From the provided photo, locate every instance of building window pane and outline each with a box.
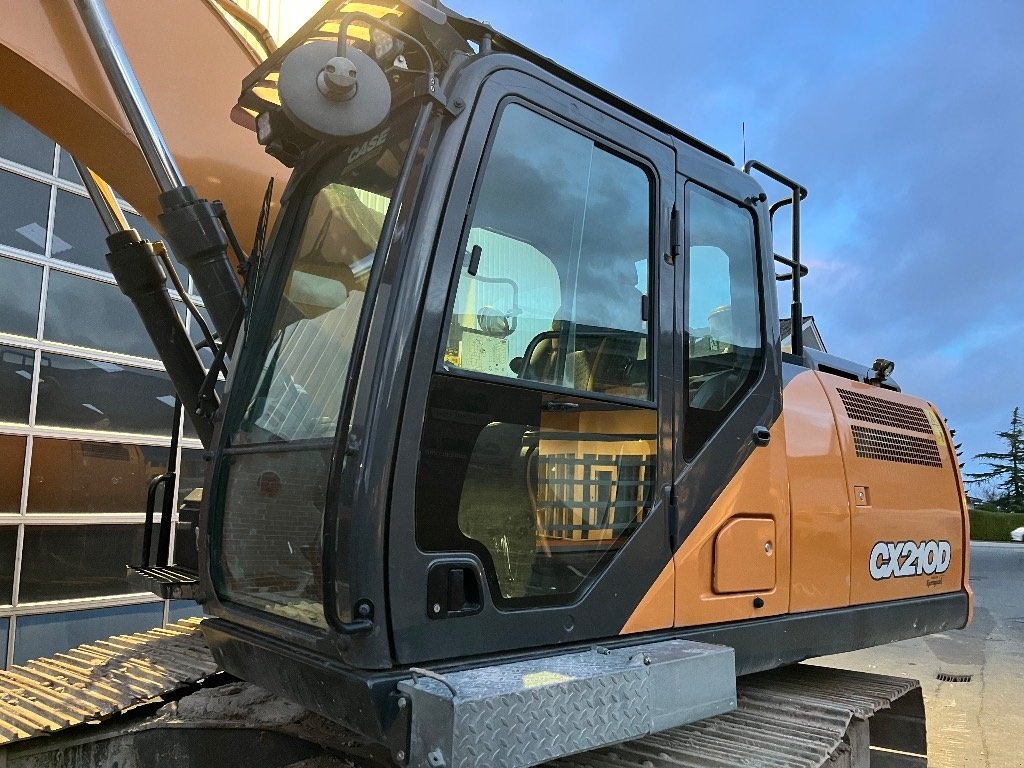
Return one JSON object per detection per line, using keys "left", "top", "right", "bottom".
{"left": 0, "top": 170, "right": 51, "bottom": 255}
{"left": 0, "top": 255, "right": 43, "bottom": 338}
{"left": 18, "top": 524, "right": 151, "bottom": 602}
{"left": 57, "top": 148, "right": 83, "bottom": 184}
{"left": 51, "top": 189, "right": 109, "bottom": 271}
{"left": 13, "top": 603, "right": 163, "bottom": 664}
{"left": 36, "top": 352, "right": 176, "bottom": 436}
{"left": 0, "top": 435, "right": 27, "bottom": 513}
{"left": 27, "top": 438, "right": 169, "bottom": 515}
{"left": 0, "top": 617, "right": 8, "bottom": 668}
{"left": 44, "top": 271, "right": 158, "bottom": 359}
{"left": 175, "top": 449, "right": 206, "bottom": 570}
{"left": 0, "top": 344, "right": 34, "bottom": 424}
{"left": 0, "top": 108, "right": 55, "bottom": 173}
{"left": 0, "top": 526, "right": 16, "bottom": 606}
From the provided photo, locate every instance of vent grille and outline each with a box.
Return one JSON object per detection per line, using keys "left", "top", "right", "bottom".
{"left": 851, "top": 425, "right": 942, "bottom": 467}
{"left": 838, "top": 389, "right": 933, "bottom": 434}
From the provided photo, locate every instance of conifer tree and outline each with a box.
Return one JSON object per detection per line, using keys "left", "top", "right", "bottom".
{"left": 967, "top": 407, "right": 1024, "bottom": 512}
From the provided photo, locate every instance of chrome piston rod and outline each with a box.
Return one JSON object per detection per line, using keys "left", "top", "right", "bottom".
{"left": 72, "top": 0, "right": 243, "bottom": 350}
{"left": 74, "top": 0, "right": 185, "bottom": 195}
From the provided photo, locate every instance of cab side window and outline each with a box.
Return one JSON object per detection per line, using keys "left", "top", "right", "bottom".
{"left": 442, "top": 103, "right": 652, "bottom": 401}
{"left": 684, "top": 185, "right": 763, "bottom": 459}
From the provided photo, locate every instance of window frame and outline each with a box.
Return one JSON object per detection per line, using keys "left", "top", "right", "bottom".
{"left": 432, "top": 95, "right": 660, "bottom": 408}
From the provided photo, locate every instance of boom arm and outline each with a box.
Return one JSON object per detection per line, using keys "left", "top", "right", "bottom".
{"left": 0, "top": 0, "right": 283, "bottom": 253}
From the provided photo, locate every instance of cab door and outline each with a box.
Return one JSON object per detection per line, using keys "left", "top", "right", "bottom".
{"left": 386, "top": 63, "right": 677, "bottom": 663}
{"left": 669, "top": 161, "right": 790, "bottom": 628}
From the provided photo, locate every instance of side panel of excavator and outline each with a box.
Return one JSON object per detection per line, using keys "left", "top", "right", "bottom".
{"left": 627, "top": 368, "right": 970, "bottom": 633}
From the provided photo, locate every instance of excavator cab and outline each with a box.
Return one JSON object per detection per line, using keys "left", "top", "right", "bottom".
{"left": 181, "top": 3, "right": 970, "bottom": 762}
{"left": 185, "top": 0, "right": 768, "bottom": 747}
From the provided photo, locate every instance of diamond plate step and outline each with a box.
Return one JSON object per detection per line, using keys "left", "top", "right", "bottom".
{"left": 399, "top": 639, "right": 735, "bottom": 768}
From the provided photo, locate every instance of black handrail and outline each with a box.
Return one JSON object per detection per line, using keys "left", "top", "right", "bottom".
{"left": 142, "top": 473, "right": 174, "bottom": 567}
{"left": 142, "top": 398, "right": 182, "bottom": 567}
{"left": 743, "top": 160, "right": 809, "bottom": 356}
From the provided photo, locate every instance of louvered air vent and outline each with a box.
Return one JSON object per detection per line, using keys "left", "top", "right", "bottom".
{"left": 851, "top": 425, "right": 942, "bottom": 467}
{"left": 837, "top": 389, "right": 932, "bottom": 434}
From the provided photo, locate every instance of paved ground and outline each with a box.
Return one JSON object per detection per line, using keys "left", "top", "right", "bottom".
{"left": 814, "top": 542, "right": 1024, "bottom": 767}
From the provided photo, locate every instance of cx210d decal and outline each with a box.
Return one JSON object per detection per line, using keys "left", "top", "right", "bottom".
{"left": 869, "top": 540, "right": 952, "bottom": 580}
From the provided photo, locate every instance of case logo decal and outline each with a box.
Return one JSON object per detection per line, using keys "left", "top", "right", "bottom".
{"left": 869, "top": 539, "right": 951, "bottom": 580}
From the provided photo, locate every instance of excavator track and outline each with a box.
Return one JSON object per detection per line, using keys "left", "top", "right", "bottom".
{"left": 0, "top": 618, "right": 216, "bottom": 746}
{"left": 551, "top": 665, "right": 927, "bottom": 768}
{"left": 0, "top": 621, "right": 926, "bottom": 768}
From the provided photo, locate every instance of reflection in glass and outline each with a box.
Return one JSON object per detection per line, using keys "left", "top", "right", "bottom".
{"left": 217, "top": 107, "right": 418, "bottom": 628}
{"left": 231, "top": 109, "right": 416, "bottom": 446}
{"left": 219, "top": 449, "right": 330, "bottom": 628}
{"left": 0, "top": 170, "right": 51, "bottom": 255}
{"left": 0, "top": 343, "right": 34, "bottom": 424}
{"left": 0, "top": 108, "right": 55, "bottom": 172}
{"left": 684, "top": 185, "right": 763, "bottom": 458}
{"left": 28, "top": 438, "right": 168, "bottom": 514}
{"left": 174, "top": 449, "right": 206, "bottom": 570}
{"left": 44, "top": 271, "right": 157, "bottom": 358}
{"left": 51, "top": 189, "right": 110, "bottom": 271}
{"left": 0, "top": 434, "right": 27, "bottom": 513}
{"left": 57, "top": 148, "right": 82, "bottom": 183}
{"left": 0, "top": 255, "right": 42, "bottom": 338}
{"left": 19, "top": 524, "right": 152, "bottom": 601}
{"left": 0, "top": 526, "right": 16, "bottom": 606}
{"left": 35, "top": 352, "right": 175, "bottom": 436}
{"left": 417, "top": 376, "right": 656, "bottom": 603}
{"left": 443, "top": 104, "right": 652, "bottom": 400}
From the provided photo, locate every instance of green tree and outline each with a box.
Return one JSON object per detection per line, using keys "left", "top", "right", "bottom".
{"left": 966, "top": 407, "right": 1024, "bottom": 512}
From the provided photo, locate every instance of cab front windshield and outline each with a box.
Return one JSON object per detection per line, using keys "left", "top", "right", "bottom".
{"left": 215, "top": 110, "right": 415, "bottom": 628}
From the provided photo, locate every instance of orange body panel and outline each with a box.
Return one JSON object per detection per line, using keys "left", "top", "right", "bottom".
{"left": 817, "top": 375, "right": 966, "bottom": 604}
{"left": 785, "top": 370, "right": 853, "bottom": 611}
{"left": 712, "top": 517, "right": 776, "bottom": 594}
{"left": 0, "top": 1, "right": 283, "bottom": 248}
{"left": 622, "top": 369, "right": 970, "bottom": 635}
{"left": 673, "top": 417, "right": 791, "bottom": 626}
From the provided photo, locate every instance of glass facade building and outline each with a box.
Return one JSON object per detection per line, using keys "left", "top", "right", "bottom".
{"left": 0, "top": 107, "right": 205, "bottom": 668}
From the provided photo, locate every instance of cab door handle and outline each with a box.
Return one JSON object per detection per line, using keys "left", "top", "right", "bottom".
{"left": 753, "top": 426, "right": 771, "bottom": 447}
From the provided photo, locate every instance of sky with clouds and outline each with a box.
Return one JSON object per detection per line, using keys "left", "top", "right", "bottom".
{"left": 459, "top": 0, "right": 1024, "bottom": 480}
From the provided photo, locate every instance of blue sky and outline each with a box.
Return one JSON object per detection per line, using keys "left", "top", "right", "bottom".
{"left": 460, "top": 0, "right": 1024, "bottom": 480}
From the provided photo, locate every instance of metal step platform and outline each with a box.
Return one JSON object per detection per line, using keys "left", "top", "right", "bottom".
{"left": 126, "top": 565, "right": 200, "bottom": 600}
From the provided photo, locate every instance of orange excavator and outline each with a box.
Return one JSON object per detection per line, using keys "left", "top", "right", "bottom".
{"left": 0, "top": 2, "right": 971, "bottom": 766}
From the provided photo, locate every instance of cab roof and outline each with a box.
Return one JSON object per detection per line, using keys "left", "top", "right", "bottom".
{"left": 232, "top": 0, "right": 733, "bottom": 166}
